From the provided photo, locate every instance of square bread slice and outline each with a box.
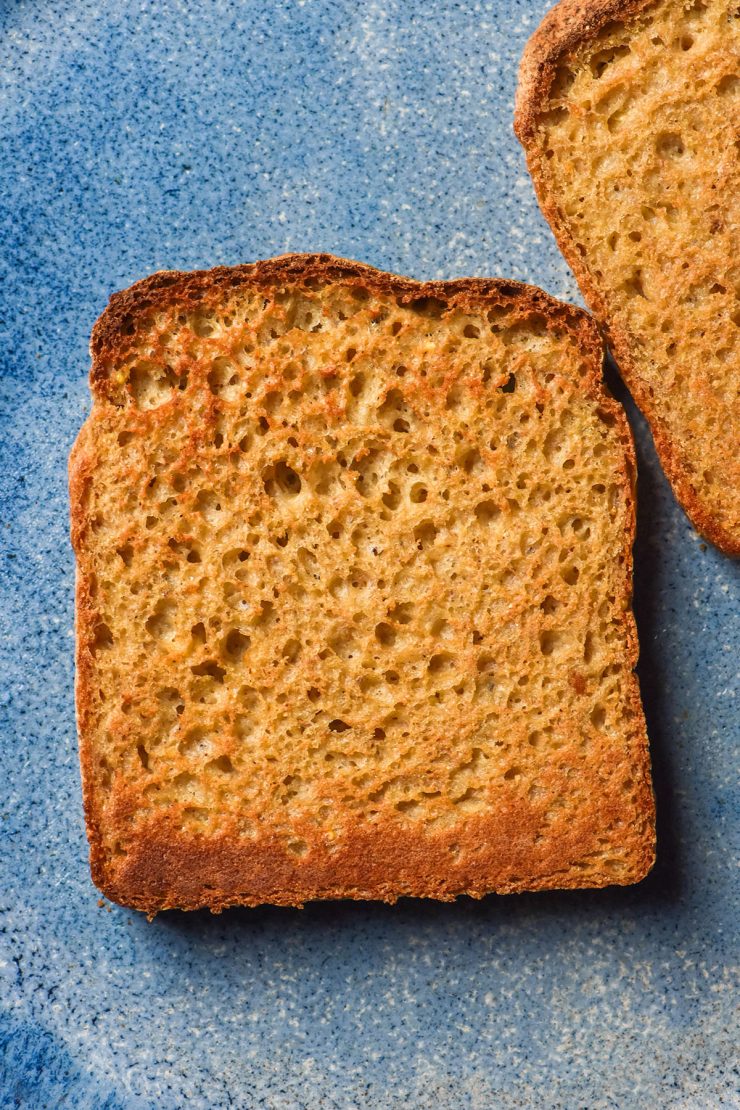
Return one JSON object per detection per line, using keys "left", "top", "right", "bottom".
{"left": 69, "top": 253, "right": 655, "bottom": 912}
{"left": 515, "top": 0, "right": 740, "bottom": 555}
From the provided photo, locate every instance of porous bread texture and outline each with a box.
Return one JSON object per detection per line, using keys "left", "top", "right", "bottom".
{"left": 70, "top": 254, "right": 655, "bottom": 912}
{"left": 515, "top": 0, "right": 740, "bottom": 554}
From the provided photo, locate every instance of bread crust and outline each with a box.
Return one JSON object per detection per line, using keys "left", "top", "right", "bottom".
{"left": 70, "top": 253, "right": 655, "bottom": 913}
{"left": 514, "top": 0, "right": 740, "bottom": 557}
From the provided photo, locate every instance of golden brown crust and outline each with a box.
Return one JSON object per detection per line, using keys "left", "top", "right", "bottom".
{"left": 70, "top": 253, "right": 655, "bottom": 913}
{"left": 515, "top": 0, "right": 740, "bottom": 557}
{"left": 100, "top": 798, "right": 654, "bottom": 913}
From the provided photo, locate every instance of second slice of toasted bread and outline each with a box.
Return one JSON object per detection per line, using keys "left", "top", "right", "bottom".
{"left": 515, "top": 0, "right": 740, "bottom": 554}
{"left": 70, "top": 253, "right": 655, "bottom": 912}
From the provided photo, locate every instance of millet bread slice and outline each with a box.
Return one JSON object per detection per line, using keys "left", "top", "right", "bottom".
{"left": 515, "top": 0, "right": 740, "bottom": 554}
{"left": 69, "top": 253, "right": 655, "bottom": 912}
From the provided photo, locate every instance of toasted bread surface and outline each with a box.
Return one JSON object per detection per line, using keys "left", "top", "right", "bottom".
{"left": 515, "top": 0, "right": 740, "bottom": 554}
{"left": 70, "top": 253, "right": 654, "bottom": 912}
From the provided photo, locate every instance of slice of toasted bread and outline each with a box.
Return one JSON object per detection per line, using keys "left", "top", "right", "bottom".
{"left": 69, "top": 253, "right": 654, "bottom": 912}
{"left": 515, "top": 0, "right": 740, "bottom": 555}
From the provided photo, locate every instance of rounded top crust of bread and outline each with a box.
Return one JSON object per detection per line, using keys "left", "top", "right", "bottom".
{"left": 89, "top": 252, "right": 601, "bottom": 395}
{"left": 514, "top": 0, "right": 656, "bottom": 141}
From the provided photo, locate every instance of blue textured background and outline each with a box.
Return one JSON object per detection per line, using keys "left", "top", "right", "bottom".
{"left": 1, "top": 1, "right": 738, "bottom": 1106}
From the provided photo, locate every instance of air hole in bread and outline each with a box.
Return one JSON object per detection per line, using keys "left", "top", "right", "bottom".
{"left": 591, "top": 705, "right": 607, "bottom": 729}
{"left": 382, "top": 482, "right": 401, "bottom": 510}
{"left": 207, "top": 755, "right": 234, "bottom": 774}
{"left": 475, "top": 500, "right": 500, "bottom": 525}
{"left": 589, "top": 44, "right": 631, "bottom": 78}
{"left": 191, "top": 660, "right": 227, "bottom": 682}
{"left": 656, "top": 131, "right": 685, "bottom": 158}
{"left": 405, "top": 295, "right": 446, "bottom": 318}
{"left": 130, "top": 363, "right": 179, "bottom": 410}
{"left": 716, "top": 74, "right": 739, "bottom": 96}
{"left": 459, "top": 448, "right": 482, "bottom": 473}
{"left": 428, "top": 652, "right": 454, "bottom": 674}
{"left": 116, "top": 543, "right": 134, "bottom": 566}
{"left": 191, "top": 621, "right": 207, "bottom": 644}
{"left": 223, "top": 629, "right": 250, "bottom": 660}
{"left": 91, "top": 622, "right": 114, "bottom": 653}
{"left": 374, "top": 622, "right": 396, "bottom": 646}
{"left": 540, "top": 630, "right": 565, "bottom": 656}
{"left": 145, "top": 601, "right": 176, "bottom": 641}
{"left": 413, "top": 520, "right": 437, "bottom": 548}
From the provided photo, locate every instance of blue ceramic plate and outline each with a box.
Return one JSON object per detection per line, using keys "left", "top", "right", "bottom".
{"left": 1, "top": 2, "right": 737, "bottom": 1106}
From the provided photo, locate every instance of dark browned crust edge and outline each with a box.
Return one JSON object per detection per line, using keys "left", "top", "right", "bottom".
{"left": 89, "top": 251, "right": 605, "bottom": 396}
{"left": 514, "top": 0, "right": 740, "bottom": 557}
{"left": 69, "top": 252, "right": 656, "bottom": 913}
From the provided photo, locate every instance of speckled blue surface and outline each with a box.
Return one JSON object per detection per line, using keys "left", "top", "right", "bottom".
{"left": 1, "top": 1, "right": 738, "bottom": 1107}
